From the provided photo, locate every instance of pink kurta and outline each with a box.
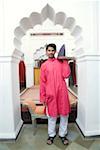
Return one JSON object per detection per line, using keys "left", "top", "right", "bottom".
{"left": 40, "top": 58, "right": 71, "bottom": 117}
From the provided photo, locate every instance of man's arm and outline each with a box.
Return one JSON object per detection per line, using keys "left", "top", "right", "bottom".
{"left": 40, "top": 65, "right": 46, "bottom": 103}
{"left": 62, "top": 60, "right": 71, "bottom": 78}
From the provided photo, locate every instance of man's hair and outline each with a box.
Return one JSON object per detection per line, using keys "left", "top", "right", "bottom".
{"left": 46, "top": 43, "right": 56, "bottom": 51}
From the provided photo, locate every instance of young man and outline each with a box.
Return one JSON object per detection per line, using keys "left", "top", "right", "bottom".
{"left": 40, "top": 43, "right": 71, "bottom": 145}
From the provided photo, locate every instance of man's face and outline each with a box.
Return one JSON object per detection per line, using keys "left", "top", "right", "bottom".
{"left": 46, "top": 46, "right": 56, "bottom": 58}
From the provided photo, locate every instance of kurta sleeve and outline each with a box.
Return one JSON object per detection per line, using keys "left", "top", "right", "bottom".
{"left": 40, "top": 64, "right": 47, "bottom": 103}
{"left": 62, "top": 60, "right": 71, "bottom": 78}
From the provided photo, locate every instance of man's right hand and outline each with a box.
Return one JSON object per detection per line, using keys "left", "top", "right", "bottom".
{"left": 43, "top": 102, "right": 47, "bottom": 106}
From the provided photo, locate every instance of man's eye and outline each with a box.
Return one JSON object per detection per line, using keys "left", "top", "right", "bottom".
{"left": 47, "top": 49, "right": 54, "bottom": 52}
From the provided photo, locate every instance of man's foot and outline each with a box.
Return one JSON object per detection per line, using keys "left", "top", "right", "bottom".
{"left": 47, "top": 136, "right": 56, "bottom": 145}
{"left": 59, "top": 136, "right": 69, "bottom": 145}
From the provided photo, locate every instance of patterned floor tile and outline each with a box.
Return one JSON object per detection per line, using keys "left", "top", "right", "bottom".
{"left": 0, "top": 144, "right": 10, "bottom": 150}
{"left": 67, "top": 130, "right": 79, "bottom": 142}
{"left": 89, "top": 140, "right": 100, "bottom": 150}
{"left": 75, "top": 136, "right": 94, "bottom": 149}
{"left": 66, "top": 142, "right": 88, "bottom": 150}
{"left": 0, "top": 123, "right": 100, "bottom": 150}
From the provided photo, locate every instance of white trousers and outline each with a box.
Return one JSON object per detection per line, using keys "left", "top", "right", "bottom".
{"left": 48, "top": 115, "right": 69, "bottom": 137}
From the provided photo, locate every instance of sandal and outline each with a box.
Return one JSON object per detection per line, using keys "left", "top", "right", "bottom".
{"left": 59, "top": 136, "right": 69, "bottom": 145}
{"left": 47, "top": 136, "right": 56, "bottom": 145}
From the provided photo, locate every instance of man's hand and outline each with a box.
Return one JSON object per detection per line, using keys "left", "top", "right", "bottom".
{"left": 43, "top": 102, "right": 47, "bottom": 106}
{"left": 57, "top": 56, "right": 68, "bottom": 60}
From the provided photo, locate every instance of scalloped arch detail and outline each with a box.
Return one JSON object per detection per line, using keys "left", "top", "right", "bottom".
{"left": 14, "top": 4, "right": 82, "bottom": 51}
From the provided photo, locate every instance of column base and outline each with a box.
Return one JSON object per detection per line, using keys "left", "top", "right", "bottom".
{"left": 76, "top": 118, "right": 100, "bottom": 137}
{"left": 0, "top": 120, "right": 23, "bottom": 140}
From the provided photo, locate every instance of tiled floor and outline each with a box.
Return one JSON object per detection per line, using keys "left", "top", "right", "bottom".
{"left": 0, "top": 123, "right": 100, "bottom": 150}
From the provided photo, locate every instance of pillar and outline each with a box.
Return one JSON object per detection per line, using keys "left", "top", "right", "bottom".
{"left": 76, "top": 55, "right": 100, "bottom": 136}
{"left": 0, "top": 49, "right": 23, "bottom": 139}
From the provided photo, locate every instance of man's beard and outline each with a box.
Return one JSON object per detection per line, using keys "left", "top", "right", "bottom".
{"left": 49, "top": 54, "right": 55, "bottom": 58}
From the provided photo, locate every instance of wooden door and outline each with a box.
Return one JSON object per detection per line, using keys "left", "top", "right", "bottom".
{"left": 34, "top": 67, "right": 40, "bottom": 85}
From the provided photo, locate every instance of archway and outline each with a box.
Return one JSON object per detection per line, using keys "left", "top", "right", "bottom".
{"left": 14, "top": 3, "right": 83, "bottom": 91}
{"left": 14, "top": 4, "right": 83, "bottom": 53}
{"left": 15, "top": 3, "right": 83, "bottom": 123}
{"left": 14, "top": 4, "right": 84, "bottom": 136}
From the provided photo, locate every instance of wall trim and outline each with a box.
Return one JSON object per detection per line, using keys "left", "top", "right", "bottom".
{"left": 0, "top": 49, "right": 24, "bottom": 63}
{"left": 0, "top": 120, "right": 23, "bottom": 140}
{"left": 76, "top": 54, "right": 100, "bottom": 63}
{"left": 76, "top": 118, "right": 100, "bottom": 136}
